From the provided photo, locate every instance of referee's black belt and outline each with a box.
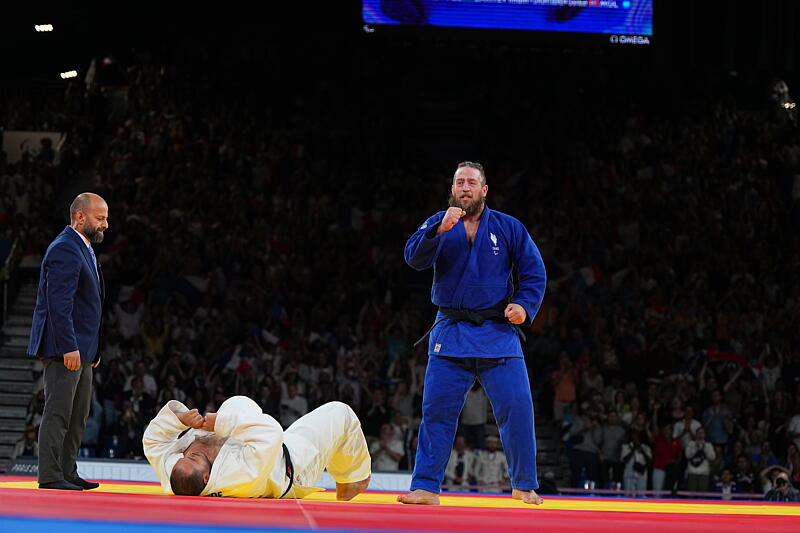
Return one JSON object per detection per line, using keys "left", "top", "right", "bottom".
{"left": 280, "top": 443, "right": 294, "bottom": 498}
{"left": 413, "top": 301, "right": 526, "bottom": 348}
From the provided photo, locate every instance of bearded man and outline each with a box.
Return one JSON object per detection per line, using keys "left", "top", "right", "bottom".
{"left": 399, "top": 161, "right": 546, "bottom": 505}
{"left": 29, "top": 193, "right": 108, "bottom": 490}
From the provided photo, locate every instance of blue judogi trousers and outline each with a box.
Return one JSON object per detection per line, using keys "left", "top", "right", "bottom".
{"left": 410, "top": 355, "right": 539, "bottom": 493}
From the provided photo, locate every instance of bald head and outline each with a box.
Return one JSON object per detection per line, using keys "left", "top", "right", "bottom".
{"left": 69, "top": 192, "right": 109, "bottom": 243}
{"left": 170, "top": 439, "right": 214, "bottom": 496}
{"left": 170, "top": 457, "right": 209, "bottom": 496}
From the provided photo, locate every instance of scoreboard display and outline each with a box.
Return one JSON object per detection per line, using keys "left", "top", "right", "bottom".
{"left": 362, "top": 0, "right": 653, "bottom": 42}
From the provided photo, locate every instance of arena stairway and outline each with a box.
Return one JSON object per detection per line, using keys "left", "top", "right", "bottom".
{"left": 0, "top": 282, "right": 37, "bottom": 472}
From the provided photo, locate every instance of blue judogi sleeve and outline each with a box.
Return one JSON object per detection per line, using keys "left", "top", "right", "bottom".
{"left": 404, "top": 212, "right": 447, "bottom": 270}
{"left": 508, "top": 219, "right": 546, "bottom": 327}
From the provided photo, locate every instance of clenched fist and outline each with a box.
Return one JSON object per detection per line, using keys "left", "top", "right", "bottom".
{"left": 177, "top": 408, "right": 205, "bottom": 429}
{"left": 437, "top": 207, "right": 466, "bottom": 234}
{"left": 504, "top": 303, "right": 527, "bottom": 325}
{"left": 200, "top": 413, "right": 217, "bottom": 433}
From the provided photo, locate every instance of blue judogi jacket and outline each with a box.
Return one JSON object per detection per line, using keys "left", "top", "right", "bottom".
{"left": 405, "top": 206, "right": 546, "bottom": 358}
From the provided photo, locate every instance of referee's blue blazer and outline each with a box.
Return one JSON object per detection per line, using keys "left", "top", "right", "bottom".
{"left": 27, "top": 226, "right": 104, "bottom": 364}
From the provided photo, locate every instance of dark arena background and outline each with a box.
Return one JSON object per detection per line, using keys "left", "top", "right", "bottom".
{"left": 2, "top": 1, "right": 800, "bottom": 532}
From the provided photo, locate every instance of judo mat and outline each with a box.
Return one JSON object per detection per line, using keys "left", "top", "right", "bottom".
{"left": 1, "top": 476, "right": 799, "bottom": 533}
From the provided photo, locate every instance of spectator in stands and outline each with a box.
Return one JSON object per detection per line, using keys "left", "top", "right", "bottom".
{"left": 141, "top": 313, "right": 169, "bottom": 359}
{"left": 157, "top": 373, "right": 187, "bottom": 404}
{"left": 786, "top": 443, "right": 800, "bottom": 487}
{"left": 702, "top": 389, "right": 734, "bottom": 448}
{"left": 26, "top": 389, "right": 44, "bottom": 429}
{"left": 751, "top": 440, "right": 780, "bottom": 470}
{"left": 127, "top": 375, "right": 156, "bottom": 421}
{"left": 732, "top": 454, "right": 758, "bottom": 493}
{"left": 474, "top": 436, "right": 509, "bottom": 493}
{"left": 673, "top": 405, "right": 701, "bottom": 449}
{"left": 112, "top": 299, "right": 145, "bottom": 342}
{"left": 651, "top": 422, "right": 682, "bottom": 496}
{"left": 620, "top": 395, "right": 643, "bottom": 428}
{"left": 406, "top": 431, "right": 419, "bottom": 473}
{"left": 667, "top": 397, "right": 686, "bottom": 426}
{"left": 280, "top": 383, "right": 309, "bottom": 428}
{"left": 765, "top": 471, "right": 800, "bottom": 502}
{"left": 388, "top": 370, "right": 417, "bottom": 421}
{"left": 370, "top": 422, "right": 405, "bottom": 471}
{"left": 787, "top": 407, "right": 800, "bottom": 451}
{"left": 389, "top": 410, "right": 412, "bottom": 470}
{"left": 96, "top": 357, "right": 127, "bottom": 416}
{"left": 685, "top": 427, "right": 716, "bottom": 494}
{"left": 566, "top": 402, "right": 603, "bottom": 487}
{"left": 760, "top": 464, "right": 792, "bottom": 495}
{"left": 552, "top": 353, "right": 577, "bottom": 423}
{"left": 11, "top": 425, "right": 38, "bottom": 461}
{"left": 444, "top": 435, "right": 477, "bottom": 491}
{"left": 80, "top": 390, "right": 104, "bottom": 457}
{"left": 621, "top": 430, "right": 652, "bottom": 494}
{"left": 580, "top": 364, "right": 604, "bottom": 398}
{"left": 712, "top": 468, "right": 739, "bottom": 500}
{"left": 598, "top": 411, "right": 626, "bottom": 488}
{"left": 124, "top": 360, "right": 158, "bottom": 397}
{"left": 255, "top": 379, "right": 281, "bottom": 417}
{"left": 708, "top": 445, "right": 729, "bottom": 486}
{"left": 362, "top": 387, "right": 390, "bottom": 438}
{"left": 459, "top": 382, "right": 489, "bottom": 450}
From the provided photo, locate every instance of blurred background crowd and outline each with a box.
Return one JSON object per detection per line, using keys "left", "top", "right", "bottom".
{"left": 2, "top": 7, "right": 800, "bottom": 502}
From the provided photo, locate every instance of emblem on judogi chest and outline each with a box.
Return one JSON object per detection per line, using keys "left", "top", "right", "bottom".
{"left": 490, "top": 233, "right": 500, "bottom": 255}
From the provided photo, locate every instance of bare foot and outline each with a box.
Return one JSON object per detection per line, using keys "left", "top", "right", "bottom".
{"left": 396, "top": 489, "right": 440, "bottom": 505}
{"left": 512, "top": 488, "right": 544, "bottom": 505}
{"left": 336, "top": 476, "right": 371, "bottom": 501}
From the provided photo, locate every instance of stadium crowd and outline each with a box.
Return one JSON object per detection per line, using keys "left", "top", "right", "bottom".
{"left": 6, "top": 39, "right": 800, "bottom": 501}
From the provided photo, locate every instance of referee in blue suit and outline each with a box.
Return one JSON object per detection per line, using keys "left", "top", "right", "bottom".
{"left": 28, "top": 193, "right": 108, "bottom": 490}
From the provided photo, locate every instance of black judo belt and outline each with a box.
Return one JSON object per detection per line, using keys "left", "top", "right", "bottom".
{"left": 412, "top": 301, "right": 527, "bottom": 348}
{"left": 280, "top": 443, "right": 294, "bottom": 498}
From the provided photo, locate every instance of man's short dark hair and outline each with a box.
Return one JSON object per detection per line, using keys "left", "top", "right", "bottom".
{"left": 456, "top": 161, "right": 486, "bottom": 185}
{"left": 170, "top": 466, "right": 207, "bottom": 496}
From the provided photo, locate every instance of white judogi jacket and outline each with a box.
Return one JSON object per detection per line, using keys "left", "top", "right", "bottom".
{"left": 143, "top": 395, "right": 318, "bottom": 498}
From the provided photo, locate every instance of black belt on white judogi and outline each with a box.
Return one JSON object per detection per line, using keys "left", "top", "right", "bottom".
{"left": 280, "top": 443, "right": 294, "bottom": 498}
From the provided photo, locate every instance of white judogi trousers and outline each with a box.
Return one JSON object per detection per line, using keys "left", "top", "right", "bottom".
{"left": 284, "top": 401, "right": 372, "bottom": 497}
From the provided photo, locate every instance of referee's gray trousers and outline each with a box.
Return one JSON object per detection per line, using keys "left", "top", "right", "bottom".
{"left": 37, "top": 357, "right": 92, "bottom": 484}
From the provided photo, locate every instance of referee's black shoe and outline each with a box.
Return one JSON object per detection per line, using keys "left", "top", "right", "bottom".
{"left": 39, "top": 480, "right": 83, "bottom": 490}
{"left": 67, "top": 477, "right": 100, "bottom": 490}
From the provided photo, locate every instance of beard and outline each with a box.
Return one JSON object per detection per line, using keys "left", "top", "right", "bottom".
{"left": 83, "top": 223, "right": 105, "bottom": 243}
{"left": 448, "top": 192, "right": 486, "bottom": 217}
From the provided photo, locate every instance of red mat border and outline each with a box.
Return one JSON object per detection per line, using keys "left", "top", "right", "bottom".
{"left": 0, "top": 484, "right": 798, "bottom": 533}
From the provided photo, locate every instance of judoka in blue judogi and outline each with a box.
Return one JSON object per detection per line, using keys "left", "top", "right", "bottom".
{"left": 398, "top": 161, "right": 546, "bottom": 505}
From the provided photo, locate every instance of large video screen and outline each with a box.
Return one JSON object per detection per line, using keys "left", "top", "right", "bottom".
{"left": 362, "top": 0, "right": 653, "bottom": 37}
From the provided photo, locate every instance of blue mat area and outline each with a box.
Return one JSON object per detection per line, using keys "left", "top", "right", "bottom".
{"left": 0, "top": 517, "right": 375, "bottom": 533}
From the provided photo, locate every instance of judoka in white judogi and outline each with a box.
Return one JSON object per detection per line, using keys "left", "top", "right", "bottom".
{"left": 143, "top": 396, "right": 371, "bottom": 498}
